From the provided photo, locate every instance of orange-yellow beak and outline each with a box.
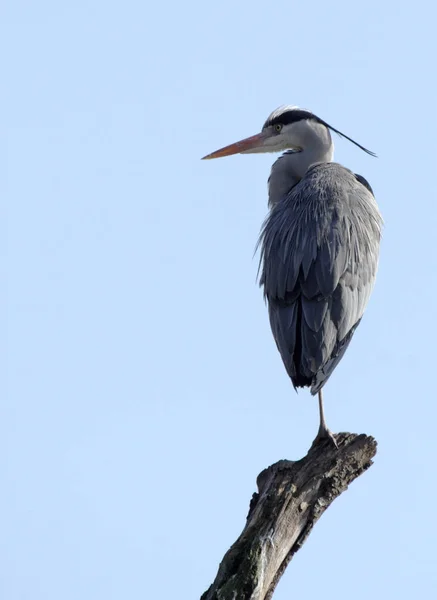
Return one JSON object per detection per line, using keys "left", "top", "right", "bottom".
{"left": 201, "top": 132, "right": 268, "bottom": 160}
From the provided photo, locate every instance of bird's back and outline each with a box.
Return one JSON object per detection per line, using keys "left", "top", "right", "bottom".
{"left": 259, "top": 162, "right": 382, "bottom": 394}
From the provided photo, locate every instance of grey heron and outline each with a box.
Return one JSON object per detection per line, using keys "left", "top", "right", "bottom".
{"left": 202, "top": 106, "right": 382, "bottom": 446}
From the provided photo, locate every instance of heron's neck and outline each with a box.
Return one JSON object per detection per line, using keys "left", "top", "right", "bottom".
{"left": 268, "top": 125, "right": 333, "bottom": 207}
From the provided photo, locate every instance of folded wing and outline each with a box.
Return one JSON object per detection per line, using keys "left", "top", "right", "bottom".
{"left": 259, "top": 164, "right": 382, "bottom": 394}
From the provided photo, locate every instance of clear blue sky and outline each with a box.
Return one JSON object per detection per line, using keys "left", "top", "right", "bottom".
{"left": 3, "top": 1, "right": 437, "bottom": 598}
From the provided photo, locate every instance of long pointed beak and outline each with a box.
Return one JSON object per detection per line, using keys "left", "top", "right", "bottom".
{"left": 201, "top": 132, "right": 267, "bottom": 160}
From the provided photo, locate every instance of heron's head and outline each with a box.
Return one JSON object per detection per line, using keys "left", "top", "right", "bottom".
{"left": 202, "top": 105, "right": 375, "bottom": 160}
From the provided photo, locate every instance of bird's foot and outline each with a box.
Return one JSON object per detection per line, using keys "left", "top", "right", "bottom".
{"left": 311, "top": 425, "right": 338, "bottom": 449}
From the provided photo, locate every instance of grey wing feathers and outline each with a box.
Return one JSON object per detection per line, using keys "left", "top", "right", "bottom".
{"left": 259, "top": 163, "right": 382, "bottom": 394}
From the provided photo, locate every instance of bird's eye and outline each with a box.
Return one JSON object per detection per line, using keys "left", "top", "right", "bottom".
{"left": 274, "top": 124, "right": 283, "bottom": 133}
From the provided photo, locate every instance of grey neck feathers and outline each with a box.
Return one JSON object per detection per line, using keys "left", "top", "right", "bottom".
{"left": 268, "top": 120, "right": 334, "bottom": 208}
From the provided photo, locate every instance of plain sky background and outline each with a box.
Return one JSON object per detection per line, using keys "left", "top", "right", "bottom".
{"left": 3, "top": 1, "right": 437, "bottom": 598}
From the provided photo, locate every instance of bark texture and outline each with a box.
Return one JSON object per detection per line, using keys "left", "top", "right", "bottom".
{"left": 201, "top": 432, "right": 377, "bottom": 600}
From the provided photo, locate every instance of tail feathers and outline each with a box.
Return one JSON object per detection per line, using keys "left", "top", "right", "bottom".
{"left": 269, "top": 298, "right": 362, "bottom": 394}
{"left": 310, "top": 319, "right": 361, "bottom": 395}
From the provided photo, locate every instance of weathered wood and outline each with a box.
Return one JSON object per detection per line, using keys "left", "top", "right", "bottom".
{"left": 201, "top": 432, "right": 377, "bottom": 600}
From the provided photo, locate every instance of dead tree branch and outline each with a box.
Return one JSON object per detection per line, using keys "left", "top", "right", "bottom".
{"left": 201, "top": 432, "right": 377, "bottom": 600}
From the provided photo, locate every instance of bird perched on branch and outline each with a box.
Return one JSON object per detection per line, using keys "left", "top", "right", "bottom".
{"left": 203, "top": 106, "right": 382, "bottom": 446}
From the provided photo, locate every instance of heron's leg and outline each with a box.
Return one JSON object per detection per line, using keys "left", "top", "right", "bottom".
{"left": 317, "top": 390, "right": 329, "bottom": 434}
{"left": 312, "top": 390, "right": 338, "bottom": 448}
